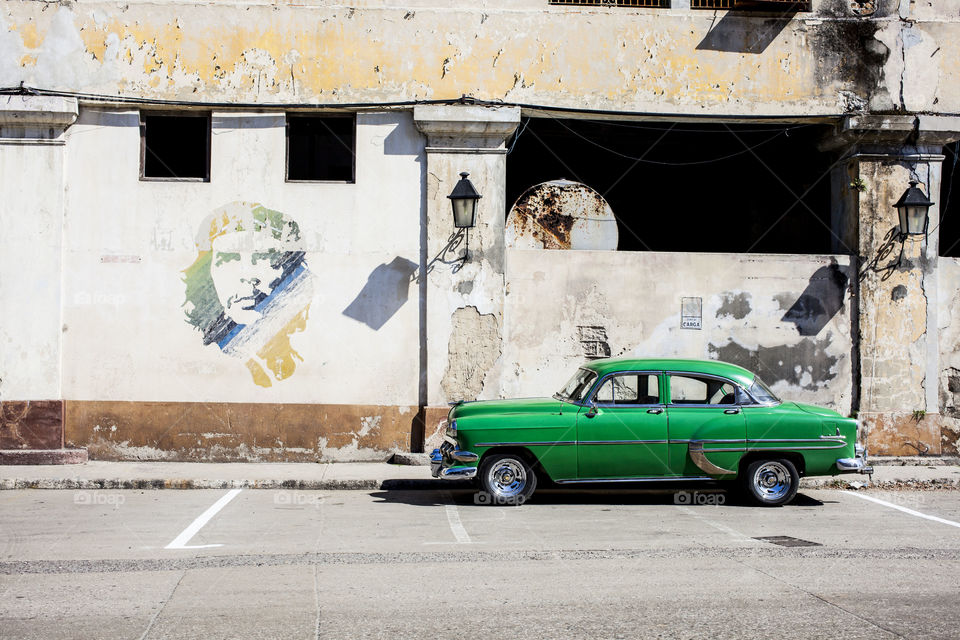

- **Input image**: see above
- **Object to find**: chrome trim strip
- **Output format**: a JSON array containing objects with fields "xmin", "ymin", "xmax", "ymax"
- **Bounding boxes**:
[
  {"xmin": 593, "ymin": 404, "xmax": 667, "ymax": 409},
  {"xmin": 577, "ymin": 440, "xmax": 669, "ymax": 445},
  {"xmin": 700, "ymin": 443, "xmax": 848, "ymax": 452},
  {"xmin": 555, "ymin": 476, "xmax": 714, "ymax": 484},
  {"xmin": 666, "ymin": 403, "xmax": 741, "ymax": 409},
  {"xmin": 689, "ymin": 442, "xmax": 737, "ymax": 475},
  {"xmin": 688, "ymin": 438, "xmax": 846, "ymax": 445},
  {"xmin": 756, "ymin": 437, "xmax": 845, "ymax": 443},
  {"xmin": 474, "ymin": 440, "xmax": 577, "ymax": 447}
]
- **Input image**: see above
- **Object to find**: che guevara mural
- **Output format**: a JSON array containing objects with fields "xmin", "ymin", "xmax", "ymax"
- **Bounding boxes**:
[{"xmin": 182, "ymin": 202, "xmax": 313, "ymax": 387}]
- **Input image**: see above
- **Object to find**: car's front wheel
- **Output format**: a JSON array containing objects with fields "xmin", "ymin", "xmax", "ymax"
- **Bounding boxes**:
[
  {"xmin": 479, "ymin": 453, "xmax": 537, "ymax": 504},
  {"xmin": 742, "ymin": 458, "xmax": 799, "ymax": 507}
]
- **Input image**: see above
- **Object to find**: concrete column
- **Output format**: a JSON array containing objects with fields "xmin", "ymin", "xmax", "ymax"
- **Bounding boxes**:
[
  {"xmin": 831, "ymin": 115, "xmax": 960, "ymax": 455},
  {"xmin": 413, "ymin": 105, "xmax": 520, "ymax": 445},
  {"xmin": 0, "ymin": 95, "xmax": 77, "ymax": 450}
]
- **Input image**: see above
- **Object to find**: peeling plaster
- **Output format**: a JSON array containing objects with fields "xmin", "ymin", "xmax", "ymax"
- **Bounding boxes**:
[
  {"xmin": 5, "ymin": 4, "xmax": 954, "ymax": 113},
  {"xmin": 708, "ymin": 338, "xmax": 840, "ymax": 393},
  {"xmin": 441, "ymin": 306, "xmax": 501, "ymax": 402}
]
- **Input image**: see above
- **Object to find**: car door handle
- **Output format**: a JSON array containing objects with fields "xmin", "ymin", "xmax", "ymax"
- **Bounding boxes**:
[
  {"xmin": 724, "ymin": 408, "xmax": 741, "ymax": 415},
  {"xmin": 647, "ymin": 408, "xmax": 664, "ymax": 414}
]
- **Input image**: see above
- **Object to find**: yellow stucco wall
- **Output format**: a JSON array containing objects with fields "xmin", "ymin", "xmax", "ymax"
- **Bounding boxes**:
[{"xmin": 1, "ymin": 1, "xmax": 955, "ymax": 115}]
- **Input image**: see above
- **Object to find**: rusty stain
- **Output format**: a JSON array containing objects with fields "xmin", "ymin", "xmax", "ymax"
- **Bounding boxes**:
[
  {"xmin": 507, "ymin": 180, "xmax": 618, "ymax": 250},
  {"xmin": 64, "ymin": 400, "xmax": 416, "ymax": 462},
  {"xmin": 0, "ymin": 401, "xmax": 63, "ymax": 449}
]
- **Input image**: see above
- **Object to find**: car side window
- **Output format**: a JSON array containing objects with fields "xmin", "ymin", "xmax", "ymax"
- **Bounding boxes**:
[
  {"xmin": 594, "ymin": 374, "xmax": 659, "ymax": 406},
  {"xmin": 669, "ymin": 375, "xmax": 737, "ymax": 406}
]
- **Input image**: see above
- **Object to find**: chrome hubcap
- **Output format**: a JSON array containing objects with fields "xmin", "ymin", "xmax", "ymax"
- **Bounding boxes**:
[
  {"xmin": 753, "ymin": 462, "xmax": 790, "ymax": 501},
  {"xmin": 489, "ymin": 460, "xmax": 526, "ymax": 498}
]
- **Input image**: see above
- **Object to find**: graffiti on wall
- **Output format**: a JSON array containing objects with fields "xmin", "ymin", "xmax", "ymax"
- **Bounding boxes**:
[{"xmin": 182, "ymin": 202, "xmax": 313, "ymax": 387}]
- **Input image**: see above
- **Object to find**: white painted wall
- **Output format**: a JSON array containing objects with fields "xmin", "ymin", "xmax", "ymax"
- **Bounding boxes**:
[
  {"xmin": 0, "ymin": 140, "xmax": 63, "ymax": 400},
  {"xmin": 502, "ymin": 249, "xmax": 855, "ymax": 414},
  {"xmin": 62, "ymin": 108, "xmax": 424, "ymax": 404}
]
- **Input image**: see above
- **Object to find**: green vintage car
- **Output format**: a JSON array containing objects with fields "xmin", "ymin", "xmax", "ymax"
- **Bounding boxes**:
[{"xmin": 430, "ymin": 357, "xmax": 872, "ymax": 506}]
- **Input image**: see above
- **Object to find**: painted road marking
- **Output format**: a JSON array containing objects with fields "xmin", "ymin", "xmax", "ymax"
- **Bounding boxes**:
[
  {"xmin": 676, "ymin": 505, "xmax": 751, "ymax": 542},
  {"xmin": 444, "ymin": 504, "xmax": 472, "ymax": 544},
  {"xmin": 843, "ymin": 491, "xmax": 960, "ymax": 530},
  {"xmin": 165, "ymin": 489, "xmax": 242, "ymax": 550}
]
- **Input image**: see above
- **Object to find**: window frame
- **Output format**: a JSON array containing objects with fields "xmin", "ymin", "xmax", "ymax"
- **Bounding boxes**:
[
  {"xmin": 139, "ymin": 110, "xmax": 211, "ymax": 183},
  {"xmin": 665, "ymin": 371, "xmax": 746, "ymax": 408},
  {"xmin": 285, "ymin": 113, "xmax": 357, "ymax": 184},
  {"xmin": 587, "ymin": 370, "xmax": 665, "ymax": 408}
]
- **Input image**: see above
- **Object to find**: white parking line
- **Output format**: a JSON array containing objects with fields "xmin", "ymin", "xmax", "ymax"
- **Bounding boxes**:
[
  {"xmin": 843, "ymin": 491, "xmax": 960, "ymax": 530},
  {"xmin": 444, "ymin": 504, "xmax": 472, "ymax": 544},
  {"xmin": 165, "ymin": 489, "xmax": 242, "ymax": 550}
]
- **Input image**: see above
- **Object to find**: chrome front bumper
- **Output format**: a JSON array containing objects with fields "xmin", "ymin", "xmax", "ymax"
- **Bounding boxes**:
[
  {"xmin": 836, "ymin": 444, "xmax": 873, "ymax": 475},
  {"xmin": 430, "ymin": 442, "xmax": 478, "ymax": 480}
]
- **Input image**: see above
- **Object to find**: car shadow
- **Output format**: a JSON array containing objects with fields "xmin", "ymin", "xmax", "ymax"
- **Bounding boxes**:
[{"xmin": 371, "ymin": 485, "xmax": 825, "ymax": 508}]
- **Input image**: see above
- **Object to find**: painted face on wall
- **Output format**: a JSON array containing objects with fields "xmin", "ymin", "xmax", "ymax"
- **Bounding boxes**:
[
  {"xmin": 210, "ymin": 231, "xmax": 286, "ymax": 326},
  {"xmin": 183, "ymin": 202, "xmax": 313, "ymax": 388}
]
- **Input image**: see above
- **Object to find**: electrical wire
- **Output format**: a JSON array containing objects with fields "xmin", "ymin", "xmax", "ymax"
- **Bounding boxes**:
[{"xmin": 544, "ymin": 114, "xmax": 788, "ymax": 166}]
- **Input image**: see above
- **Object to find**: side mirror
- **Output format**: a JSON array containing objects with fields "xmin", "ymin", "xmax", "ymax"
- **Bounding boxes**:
[{"xmin": 586, "ymin": 402, "xmax": 598, "ymax": 417}]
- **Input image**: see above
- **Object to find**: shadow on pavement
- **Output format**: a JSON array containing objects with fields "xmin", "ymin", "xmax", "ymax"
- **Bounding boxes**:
[{"xmin": 370, "ymin": 486, "xmax": 826, "ymax": 508}]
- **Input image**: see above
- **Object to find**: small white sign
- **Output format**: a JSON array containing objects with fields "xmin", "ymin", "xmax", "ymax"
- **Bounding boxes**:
[{"xmin": 681, "ymin": 297, "xmax": 702, "ymax": 330}]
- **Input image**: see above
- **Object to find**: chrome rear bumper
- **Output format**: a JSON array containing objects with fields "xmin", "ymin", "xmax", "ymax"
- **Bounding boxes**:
[{"xmin": 836, "ymin": 444, "xmax": 873, "ymax": 475}]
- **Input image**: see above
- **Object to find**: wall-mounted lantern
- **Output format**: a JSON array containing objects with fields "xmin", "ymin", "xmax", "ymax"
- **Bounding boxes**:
[
  {"xmin": 894, "ymin": 180, "xmax": 933, "ymax": 240},
  {"xmin": 448, "ymin": 172, "xmax": 482, "ymax": 229}
]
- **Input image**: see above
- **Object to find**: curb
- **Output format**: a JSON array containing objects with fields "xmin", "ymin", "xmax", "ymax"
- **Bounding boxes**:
[
  {"xmin": 0, "ymin": 449, "xmax": 88, "ymax": 465},
  {"xmin": 0, "ymin": 477, "xmax": 469, "ymax": 491}
]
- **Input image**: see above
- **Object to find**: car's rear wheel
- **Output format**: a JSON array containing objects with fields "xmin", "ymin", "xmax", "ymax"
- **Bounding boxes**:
[
  {"xmin": 742, "ymin": 458, "xmax": 799, "ymax": 507},
  {"xmin": 479, "ymin": 453, "xmax": 537, "ymax": 504}
]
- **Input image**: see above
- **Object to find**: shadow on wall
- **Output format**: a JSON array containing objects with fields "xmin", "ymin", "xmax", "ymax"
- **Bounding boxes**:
[
  {"xmin": 343, "ymin": 257, "xmax": 418, "ymax": 330},
  {"xmin": 781, "ymin": 262, "xmax": 850, "ymax": 336},
  {"xmin": 696, "ymin": 10, "xmax": 797, "ymax": 54}
]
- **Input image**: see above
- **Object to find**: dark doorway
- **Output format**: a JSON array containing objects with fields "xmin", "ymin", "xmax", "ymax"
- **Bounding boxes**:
[
  {"xmin": 939, "ymin": 141, "xmax": 960, "ymax": 257},
  {"xmin": 506, "ymin": 117, "xmax": 837, "ymax": 254}
]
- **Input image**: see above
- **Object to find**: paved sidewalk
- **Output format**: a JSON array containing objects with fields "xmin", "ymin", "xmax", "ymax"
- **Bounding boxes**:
[{"xmin": 1, "ymin": 459, "xmax": 958, "ymax": 491}]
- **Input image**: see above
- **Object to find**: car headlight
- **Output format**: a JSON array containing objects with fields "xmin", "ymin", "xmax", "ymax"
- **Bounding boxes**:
[{"xmin": 445, "ymin": 420, "xmax": 457, "ymax": 438}]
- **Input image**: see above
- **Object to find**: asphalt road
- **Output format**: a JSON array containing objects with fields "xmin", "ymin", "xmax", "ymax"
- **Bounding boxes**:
[{"xmin": 2, "ymin": 486, "xmax": 959, "ymax": 639}]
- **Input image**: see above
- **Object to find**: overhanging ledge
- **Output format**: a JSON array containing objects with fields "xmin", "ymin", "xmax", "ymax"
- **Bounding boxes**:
[
  {"xmin": 0, "ymin": 95, "xmax": 79, "ymax": 142},
  {"xmin": 414, "ymin": 104, "xmax": 520, "ymax": 152}
]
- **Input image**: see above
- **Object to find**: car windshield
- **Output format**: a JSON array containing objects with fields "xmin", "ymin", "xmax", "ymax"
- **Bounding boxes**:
[
  {"xmin": 555, "ymin": 368, "xmax": 597, "ymax": 403},
  {"xmin": 748, "ymin": 376, "xmax": 780, "ymax": 404}
]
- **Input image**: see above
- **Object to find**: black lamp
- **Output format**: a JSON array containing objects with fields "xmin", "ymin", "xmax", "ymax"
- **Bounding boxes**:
[
  {"xmin": 894, "ymin": 180, "xmax": 933, "ymax": 239},
  {"xmin": 448, "ymin": 172, "xmax": 482, "ymax": 229}
]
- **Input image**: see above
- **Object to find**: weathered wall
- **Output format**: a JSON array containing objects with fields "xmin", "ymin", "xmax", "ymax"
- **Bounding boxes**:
[
  {"xmin": 938, "ymin": 257, "xmax": 960, "ymax": 455},
  {"xmin": 502, "ymin": 249, "xmax": 854, "ymax": 413},
  {"xmin": 0, "ymin": 1, "xmax": 956, "ymax": 115},
  {"xmin": 55, "ymin": 107, "xmax": 424, "ymax": 460},
  {"xmin": 0, "ymin": 97, "xmax": 69, "ymax": 403}
]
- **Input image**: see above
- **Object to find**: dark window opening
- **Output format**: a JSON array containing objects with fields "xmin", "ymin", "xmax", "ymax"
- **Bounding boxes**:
[
  {"xmin": 691, "ymin": 0, "xmax": 809, "ymax": 9},
  {"xmin": 549, "ymin": 0, "xmax": 669, "ymax": 7},
  {"xmin": 286, "ymin": 115, "xmax": 356, "ymax": 182},
  {"xmin": 939, "ymin": 142, "xmax": 960, "ymax": 257},
  {"xmin": 506, "ymin": 117, "xmax": 836, "ymax": 254},
  {"xmin": 140, "ymin": 113, "xmax": 210, "ymax": 181}
]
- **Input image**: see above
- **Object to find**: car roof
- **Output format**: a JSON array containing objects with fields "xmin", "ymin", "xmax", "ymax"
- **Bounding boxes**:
[{"xmin": 580, "ymin": 357, "xmax": 757, "ymax": 388}]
